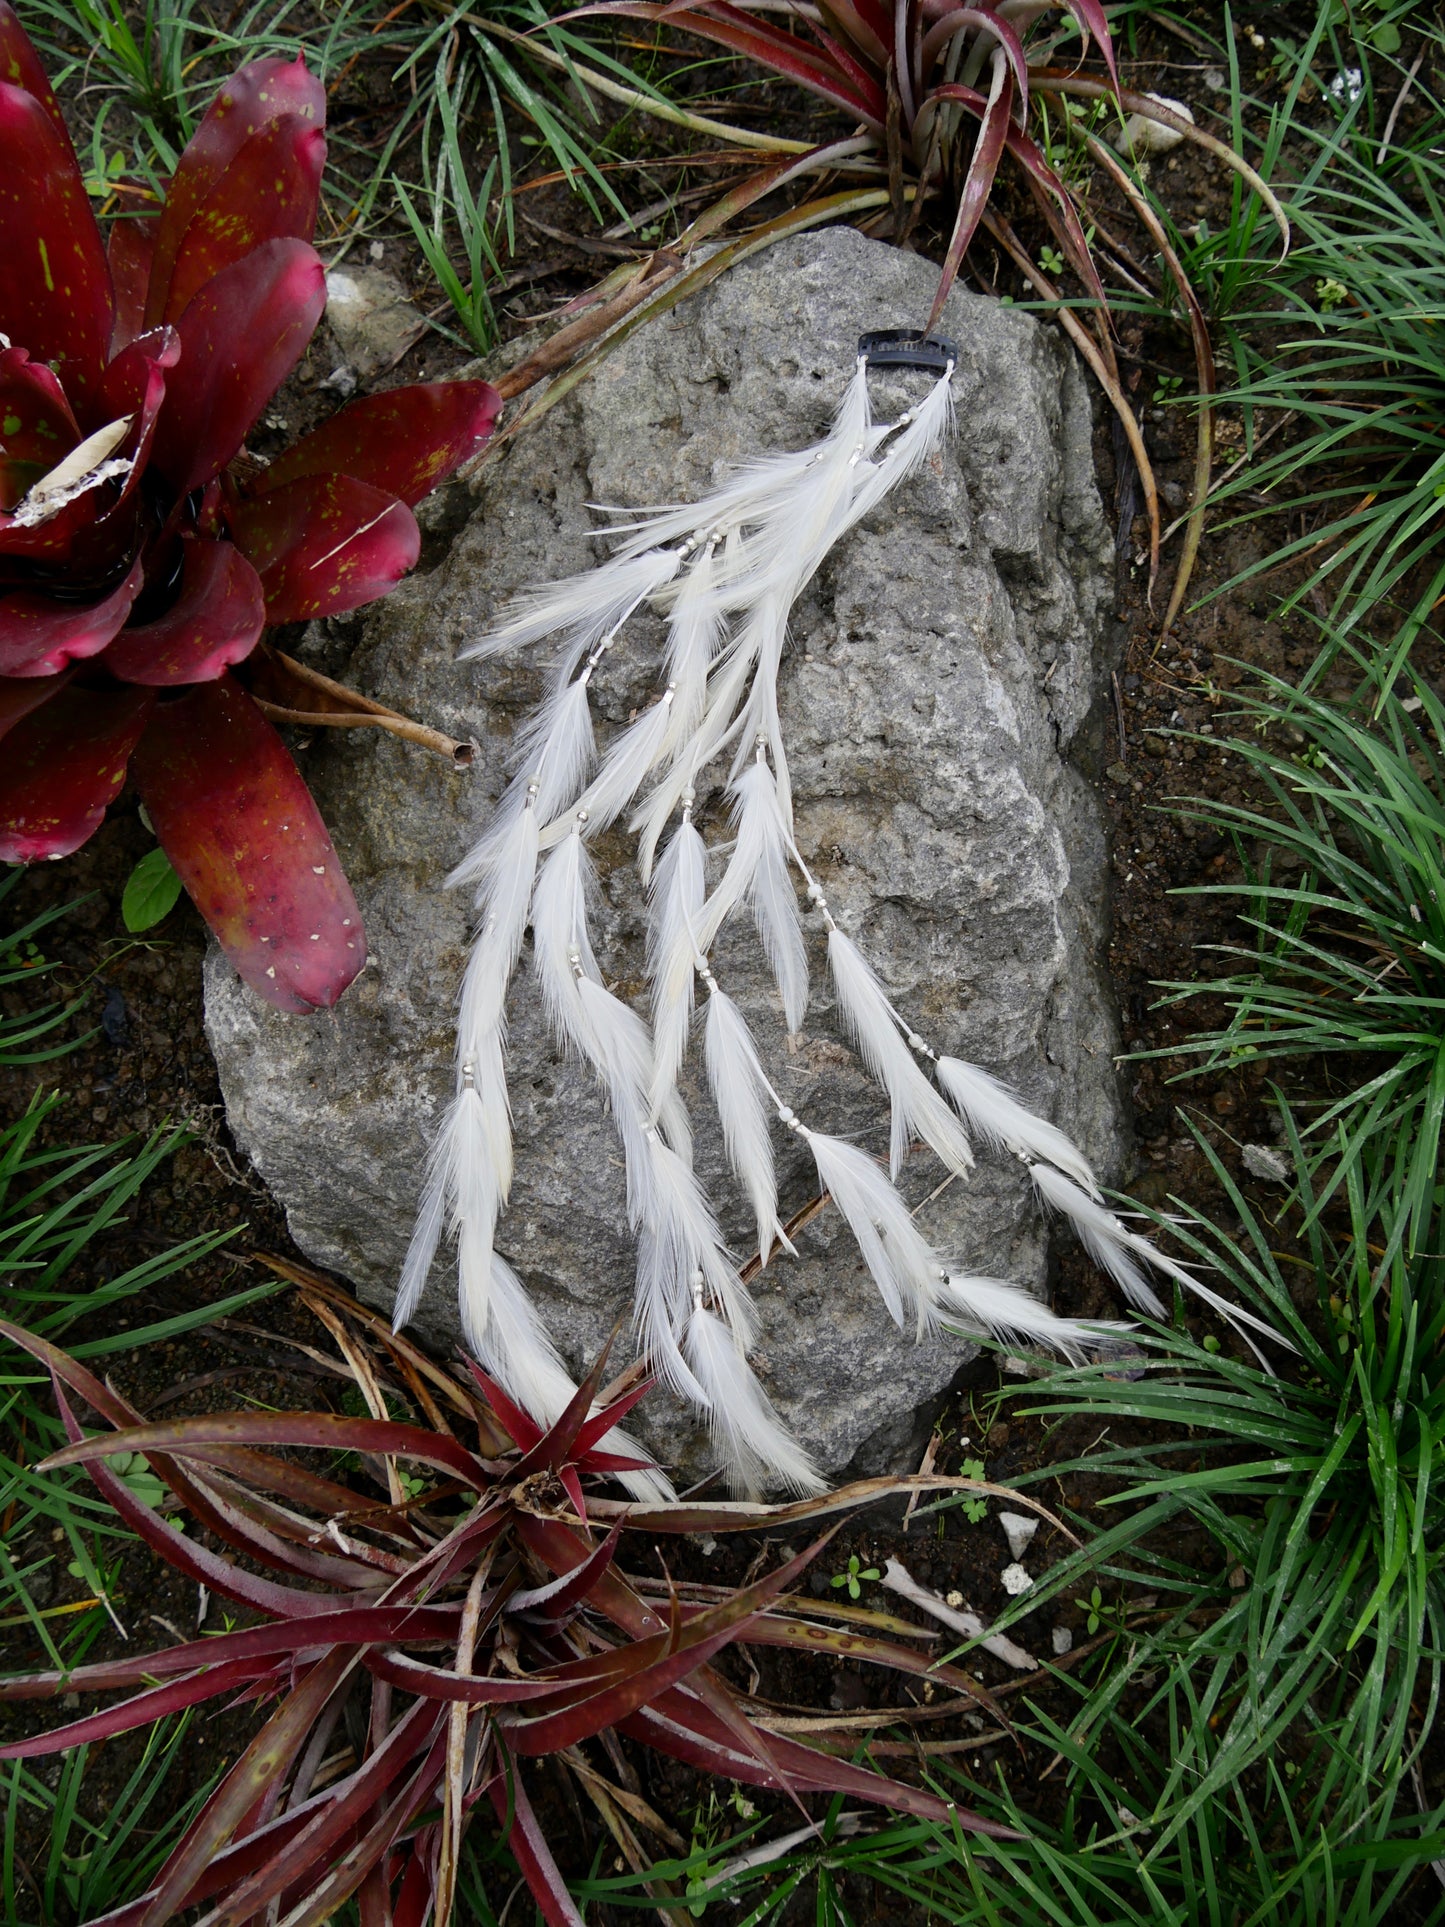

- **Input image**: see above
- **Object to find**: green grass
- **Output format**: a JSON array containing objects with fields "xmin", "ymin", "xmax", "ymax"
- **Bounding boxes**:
[{"xmin": 1148, "ymin": 650, "xmax": 1445, "ymax": 1267}]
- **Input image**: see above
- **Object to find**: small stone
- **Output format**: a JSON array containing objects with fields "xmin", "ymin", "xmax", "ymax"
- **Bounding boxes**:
[
  {"xmin": 998, "ymin": 1511, "xmax": 1039, "ymax": 1562},
  {"xmin": 1001, "ymin": 1563, "xmax": 1034, "ymax": 1596},
  {"xmin": 945, "ymin": 1590, "xmax": 965, "ymax": 1610},
  {"xmin": 1106, "ymin": 760, "xmax": 1131, "ymax": 785},
  {"xmin": 1111, "ymin": 96, "xmax": 1194, "ymax": 157},
  {"xmin": 1242, "ymin": 1142, "xmax": 1291, "ymax": 1186},
  {"xmin": 324, "ymin": 266, "xmax": 426, "ymax": 378},
  {"xmin": 1051, "ymin": 1625, "xmax": 1073, "ymax": 1655}
]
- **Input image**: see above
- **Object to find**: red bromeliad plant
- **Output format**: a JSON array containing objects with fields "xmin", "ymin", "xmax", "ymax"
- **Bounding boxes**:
[
  {"xmin": 0, "ymin": 6, "xmax": 500, "ymax": 1012},
  {"xmin": 0, "ymin": 1270, "xmax": 1033, "ymax": 1927}
]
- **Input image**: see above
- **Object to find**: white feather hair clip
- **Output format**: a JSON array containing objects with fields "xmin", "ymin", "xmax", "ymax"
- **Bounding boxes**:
[{"xmin": 397, "ymin": 330, "xmax": 1284, "ymax": 1497}]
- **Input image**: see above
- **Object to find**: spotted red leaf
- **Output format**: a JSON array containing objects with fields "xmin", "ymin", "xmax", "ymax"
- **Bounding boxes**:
[
  {"xmin": 0, "ymin": 0, "xmax": 70, "ymax": 147},
  {"xmin": 257, "ymin": 381, "xmax": 503, "ymax": 507},
  {"xmin": 0, "ymin": 665, "xmax": 68, "ymax": 742},
  {"xmin": 147, "ymin": 237, "xmax": 326, "ymax": 493},
  {"xmin": 0, "ymin": 553, "xmax": 143, "ymax": 676},
  {"xmin": 0, "ymin": 682, "xmax": 152, "ymax": 860},
  {"xmin": 102, "ymin": 538, "xmax": 265, "ymax": 684},
  {"xmin": 0, "ymin": 343, "xmax": 80, "ymax": 510},
  {"xmin": 160, "ymin": 114, "xmax": 326, "ymax": 325},
  {"xmin": 230, "ymin": 471, "xmax": 419, "ymax": 622},
  {"xmin": 129, "ymin": 674, "xmax": 365, "ymax": 1012},
  {"xmin": 107, "ymin": 214, "xmax": 159, "ymax": 354},
  {"xmin": 145, "ymin": 55, "xmax": 325, "ymax": 328},
  {"xmin": 0, "ymin": 83, "xmax": 113, "ymax": 383}
]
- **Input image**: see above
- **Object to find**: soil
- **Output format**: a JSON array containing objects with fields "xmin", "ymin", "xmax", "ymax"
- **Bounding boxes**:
[{"xmin": 3, "ymin": 5, "xmax": 1443, "ymax": 1924}]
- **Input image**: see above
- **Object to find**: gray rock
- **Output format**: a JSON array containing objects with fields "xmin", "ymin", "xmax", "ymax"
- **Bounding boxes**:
[
  {"xmin": 207, "ymin": 227, "xmax": 1125, "ymax": 1485},
  {"xmin": 322, "ymin": 266, "xmax": 425, "ymax": 379}
]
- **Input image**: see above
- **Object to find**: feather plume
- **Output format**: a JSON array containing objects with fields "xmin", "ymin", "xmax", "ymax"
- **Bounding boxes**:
[
  {"xmin": 1028, "ymin": 1164, "xmax": 1291, "ymax": 1357},
  {"xmin": 936, "ymin": 1056, "xmax": 1098, "ymax": 1196},
  {"xmin": 531, "ymin": 829, "xmax": 598, "ymax": 1064},
  {"xmin": 480, "ymin": 1255, "xmax": 674, "ymax": 1504},
  {"xmin": 802, "ymin": 1128, "xmax": 942, "ymax": 1335},
  {"xmin": 648, "ymin": 820, "xmax": 707, "ymax": 1113},
  {"xmin": 394, "ymin": 1083, "xmax": 498, "ymax": 1331},
  {"xmin": 639, "ymin": 1130, "xmax": 758, "ymax": 1351},
  {"xmin": 510, "ymin": 674, "xmax": 596, "ymax": 824},
  {"xmin": 633, "ymin": 627, "xmax": 763, "ymax": 881},
  {"xmin": 940, "ymin": 1273, "xmax": 1131, "ymax": 1364},
  {"xmin": 540, "ymin": 692, "xmax": 673, "ymax": 850},
  {"xmin": 684, "ymin": 1305, "xmax": 824, "ymax": 1497},
  {"xmin": 703, "ymin": 987, "xmax": 790, "ymax": 1266},
  {"xmin": 660, "ymin": 544, "xmax": 724, "ymax": 753},
  {"xmin": 454, "ymin": 806, "xmax": 541, "ymax": 1044},
  {"xmin": 463, "ymin": 546, "xmax": 681, "ymax": 660},
  {"xmin": 687, "ymin": 762, "xmax": 807, "ymax": 1030},
  {"xmin": 843, "ymin": 366, "xmax": 957, "ymax": 532},
  {"xmin": 828, "ymin": 929, "xmax": 974, "ymax": 1181}
]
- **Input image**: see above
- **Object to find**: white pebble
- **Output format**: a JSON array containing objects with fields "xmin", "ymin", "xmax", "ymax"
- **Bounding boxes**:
[
  {"xmin": 1001, "ymin": 1563, "xmax": 1033, "ymax": 1596},
  {"xmin": 1052, "ymin": 1625, "xmax": 1074, "ymax": 1656},
  {"xmin": 998, "ymin": 1511, "xmax": 1039, "ymax": 1562},
  {"xmin": 1111, "ymin": 95, "xmax": 1193, "ymax": 157}
]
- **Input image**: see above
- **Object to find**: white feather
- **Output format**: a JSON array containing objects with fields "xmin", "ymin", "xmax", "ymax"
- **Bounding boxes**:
[
  {"xmin": 632, "ymin": 626, "xmax": 763, "ymax": 882},
  {"xmin": 936, "ymin": 1056, "xmax": 1098, "ymax": 1196},
  {"xmin": 828, "ymin": 929, "xmax": 974, "ymax": 1182},
  {"xmin": 510, "ymin": 674, "xmax": 597, "ymax": 824},
  {"xmin": 1029, "ymin": 1162, "xmax": 1162, "ymax": 1312},
  {"xmin": 479, "ymin": 1254, "xmax": 674, "ymax": 1504},
  {"xmin": 463, "ymin": 546, "xmax": 681, "ymax": 659},
  {"xmin": 659, "ymin": 544, "xmax": 724, "ymax": 754},
  {"xmin": 540, "ymin": 693, "xmax": 673, "ymax": 850},
  {"xmin": 647, "ymin": 820, "xmax": 707, "ymax": 1112},
  {"xmin": 454, "ymin": 806, "xmax": 541, "ymax": 1044},
  {"xmin": 531, "ymin": 830, "xmax": 598, "ymax": 1062},
  {"xmin": 842, "ymin": 366, "xmax": 956, "ymax": 532},
  {"xmin": 683, "ymin": 1306, "xmax": 824, "ymax": 1498},
  {"xmin": 803, "ymin": 1129, "xmax": 943, "ymax": 1335},
  {"xmin": 639, "ymin": 1130, "xmax": 758, "ymax": 1352},
  {"xmin": 703, "ymin": 988, "xmax": 790, "ymax": 1267},
  {"xmin": 940, "ymin": 1274, "xmax": 1132, "ymax": 1365},
  {"xmin": 686, "ymin": 762, "xmax": 807, "ymax": 1030}
]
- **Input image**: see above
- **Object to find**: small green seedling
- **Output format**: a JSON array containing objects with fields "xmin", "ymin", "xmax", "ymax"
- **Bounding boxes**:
[
  {"xmin": 958, "ymin": 1458, "xmax": 989, "ymax": 1524},
  {"xmin": 830, "ymin": 1553, "xmax": 881, "ymax": 1600}
]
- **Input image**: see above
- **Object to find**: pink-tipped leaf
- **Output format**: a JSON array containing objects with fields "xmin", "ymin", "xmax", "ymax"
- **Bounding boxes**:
[
  {"xmin": 102, "ymin": 538, "xmax": 265, "ymax": 684},
  {"xmin": 256, "ymin": 381, "xmax": 503, "ymax": 507},
  {"xmin": 0, "ymin": 681, "xmax": 152, "ymax": 860},
  {"xmin": 229, "ymin": 472, "xmax": 419, "ymax": 622},
  {"xmin": 129, "ymin": 674, "xmax": 366, "ymax": 1013},
  {"xmin": 0, "ymin": 554, "xmax": 143, "ymax": 676},
  {"xmin": 0, "ymin": 344, "xmax": 80, "ymax": 509},
  {"xmin": 0, "ymin": 83, "xmax": 113, "ymax": 382},
  {"xmin": 145, "ymin": 54, "xmax": 325, "ymax": 327},
  {"xmin": 148, "ymin": 237, "xmax": 326, "ymax": 492}
]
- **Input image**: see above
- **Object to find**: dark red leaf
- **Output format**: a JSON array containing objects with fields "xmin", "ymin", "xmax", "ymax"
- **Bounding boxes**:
[
  {"xmin": 161, "ymin": 114, "xmax": 326, "ymax": 325},
  {"xmin": 0, "ymin": 681, "xmax": 151, "ymax": 860},
  {"xmin": 0, "ymin": 1653, "xmax": 285, "ymax": 1758},
  {"xmin": 362, "ymin": 1649, "xmax": 616, "ymax": 1708},
  {"xmin": 0, "ymin": 665, "xmax": 68, "ymax": 742},
  {"xmin": 572, "ymin": 3, "xmax": 884, "ymax": 124},
  {"xmin": 44, "ymin": 1408, "xmax": 491, "ymax": 1492},
  {"xmin": 464, "ymin": 1362, "xmax": 544, "ymax": 1451},
  {"xmin": 143, "ymin": 1648, "xmax": 356, "ymax": 1926},
  {"xmin": 93, "ymin": 324, "xmax": 180, "ymax": 480},
  {"xmin": 509, "ymin": 1526, "xmax": 622, "ymax": 1621},
  {"xmin": 0, "ymin": 555, "xmax": 142, "ymax": 676},
  {"xmin": 107, "ymin": 215, "xmax": 159, "ymax": 353},
  {"xmin": 572, "ymin": 1377, "xmax": 654, "ymax": 1455},
  {"xmin": 102, "ymin": 538, "xmax": 265, "ymax": 684},
  {"xmin": 0, "ymin": 83, "xmax": 113, "ymax": 382},
  {"xmin": 487, "ymin": 1761, "xmax": 585, "ymax": 1927},
  {"xmin": 256, "ymin": 382, "xmax": 502, "ymax": 508},
  {"xmin": 148, "ymin": 237, "xmax": 326, "ymax": 492},
  {"xmin": 128, "ymin": 675, "xmax": 365, "ymax": 1012},
  {"xmin": 0, "ymin": 1605, "xmax": 462, "ymax": 1704},
  {"xmin": 926, "ymin": 64, "xmax": 1013, "ymax": 332},
  {"xmin": 1060, "ymin": 0, "xmax": 1118, "ymax": 88},
  {"xmin": 0, "ymin": 0, "xmax": 71, "ymax": 147},
  {"xmin": 228, "ymin": 472, "xmax": 419, "ymax": 622},
  {"xmin": 0, "ymin": 344, "xmax": 80, "ymax": 510},
  {"xmin": 146, "ymin": 55, "xmax": 325, "ymax": 327},
  {"xmin": 919, "ymin": 8, "xmax": 1029, "ymax": 101}
]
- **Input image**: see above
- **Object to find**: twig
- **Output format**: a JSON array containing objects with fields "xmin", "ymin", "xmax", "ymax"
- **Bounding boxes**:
[
  {"xmin": 1377, "ymin": 44, "xmax": 1426, "ymax": 165},
  {"xmin": 881, "ymin": 1557, "xmax": 1036, "ymax": 1670}
]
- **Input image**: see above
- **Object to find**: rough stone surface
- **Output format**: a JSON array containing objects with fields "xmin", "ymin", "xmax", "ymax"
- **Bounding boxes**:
[
  {"xmin": 322, "ymin": 266, "xmax": 425, "ymax": 378},
  {"xmin": 207, "ymin": 227, "xmax": 1125, "ymax": 1485}
]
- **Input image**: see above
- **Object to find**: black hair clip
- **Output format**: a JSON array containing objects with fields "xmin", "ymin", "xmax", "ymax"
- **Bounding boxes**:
[{"xmin": 858, "ymin": 329, "xmax": 958, "ymax": 374}]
